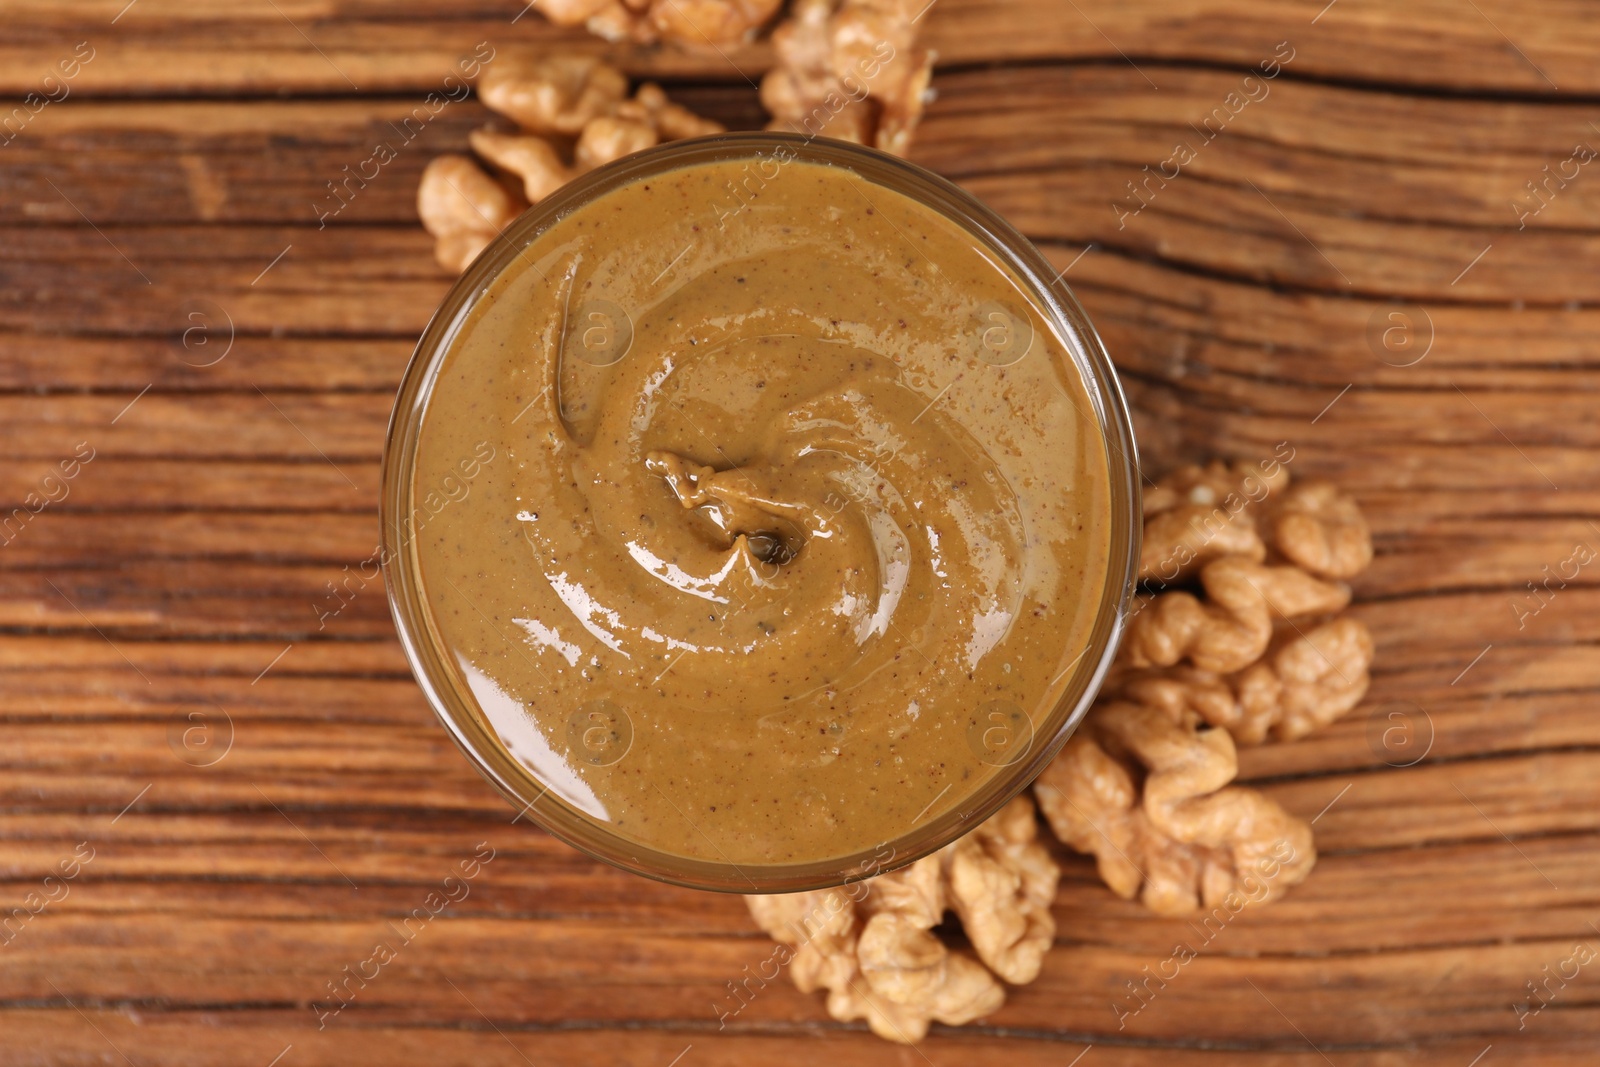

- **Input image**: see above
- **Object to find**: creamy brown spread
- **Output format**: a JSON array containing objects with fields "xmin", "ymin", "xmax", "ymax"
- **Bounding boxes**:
[{"xmin": 414, "ymin": 153, "xmax": 1111, "ymax": 867}]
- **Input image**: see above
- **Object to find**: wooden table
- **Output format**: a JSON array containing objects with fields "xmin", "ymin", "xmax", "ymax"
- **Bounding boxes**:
[{"xmin": 4, "ymin": 1, "xmax": 1597, "ymax": 1063}]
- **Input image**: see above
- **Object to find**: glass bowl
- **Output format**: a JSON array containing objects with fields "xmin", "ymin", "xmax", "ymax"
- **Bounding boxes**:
[{"xmin": 382, "ymin": 132, "xmax": 1140, "ymax": 894}]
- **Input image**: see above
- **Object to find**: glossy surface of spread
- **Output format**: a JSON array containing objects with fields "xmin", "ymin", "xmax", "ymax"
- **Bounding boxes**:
[{"xmin": 413, "ymin": 154, "xmax": 1111, "ymax": 866}]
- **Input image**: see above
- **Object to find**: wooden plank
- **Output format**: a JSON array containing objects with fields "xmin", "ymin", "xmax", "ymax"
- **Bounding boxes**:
[
  {"xmin": 0, "ymin": 226, "xmax": 442, "ymax": 337},
  {"xmin": 11, "ymin": 71, "xmax": 1600, "ymax": 230},
  {"xmin": 0, "ymin": 335, "xmax": 409, "ymax": 391},
  {"xmin": 0, "ymin": 458, "xmax": 383, "ymax": 511},
  {"xmin": 0, "ymin": 393, "xmax": 390, "ymax": 459},
  {"xmin": 0, "ymin": 824, "xmax": 1591, "ymax": 955},
  {"xmin": 0, "ymin": 511, "xmax": 384, "ymax": 565},
  {"xmin": 0, "ymin": 579, "xmax": 400, "ymax": 639},
  {"xmin": 1239, "ymin": 675, "xmax": 1600, "ymax": 780},
  {"xmin": 0, "ymin": 633, "xmax": 405, "ymax": 674},
  {"xmin": 0, "ymin": 669, "xmax": 422, "ymax": 721},
  {"xmin": 2, "ymin": 217, "xmax": 1594, "ymax": 337},
  {"xmin": 0, "ymin": 908, "xmax": 1596, "ymax": 1045},
  {"xmin": 4, "ymin": 1008, "xmax": 1581, "ymax": 1067},
  {"xmin": 0, "ymin": 0, "xmax": 1596, "ymax": 95},
  {"xmin": 5, "ymin": 76, "xmax": 1600, "ymax": 348}
]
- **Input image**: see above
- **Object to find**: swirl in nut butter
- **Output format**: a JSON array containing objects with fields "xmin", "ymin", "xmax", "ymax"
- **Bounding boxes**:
[{"xmin": 414, "ymin": 156, "xmax": 1112, "ymax": 865}]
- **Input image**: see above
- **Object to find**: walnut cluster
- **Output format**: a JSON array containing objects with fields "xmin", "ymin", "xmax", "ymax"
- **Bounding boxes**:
[
  {"xmin": 760, "ymin": 0, "xmax": 936, "ymax": 156},
  {"xmin": 418, "ymin": 56, "xmax": 723, "ymax": 272},
  {"xmin": 744, "ymin": 795, "xmax": 1057, "ymax": 1043},
  {"xmin": 530, "ymin": 0, "xmax": 938, "ymax": 156},
  {"xmin": 1033, "ymin": 456, "xmax": 1375, "ymax": 916},
  {"xmin": 419, "ymin": 2, "xmax": 941, "ymax": 270},
  {"xmin": 1139, "ymin": 458, "xmax": 1373, "ymax": 588},
  {"xmin": 1119, "ymin": 457, "xmax": 1376, "ymax": 743}
]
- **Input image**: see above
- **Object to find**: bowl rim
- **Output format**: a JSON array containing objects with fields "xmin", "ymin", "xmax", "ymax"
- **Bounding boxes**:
[{"xmin": 381, "ymin": 131, "xmax": 1141, "ymax": 894}]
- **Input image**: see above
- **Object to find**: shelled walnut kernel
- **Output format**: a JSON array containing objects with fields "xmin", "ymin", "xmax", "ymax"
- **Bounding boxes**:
[
  {"xmin": 744, "ymin": 795, "xmax": 1057, "ymax": 1043},
  {"xmin": 529, "ymin": 0, "xmax": 782, "ymax": 48},
  {"xmin": 418, "ymin": 56, "xmax": 723, "ymax": 273},
  {"xmin": 1034, "ymin": 699, "xmax": 1315, "ymax": 917},
  {"xmin": 1035, "ymin": 458, "xmax": 1376, "ymax": 915},
  {"xmin": 761, "ymin": 0, "xmax": 936, "ymax": 156}
]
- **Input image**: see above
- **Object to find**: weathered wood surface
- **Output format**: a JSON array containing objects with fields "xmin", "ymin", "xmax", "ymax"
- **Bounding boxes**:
[
  {"xmin": 3, "ymin": 0, "xmax": 1597, "ymax": 94},
  {"xmin": 2, "ymin": 0, "xmax": 1598, "ymax": 1063}
]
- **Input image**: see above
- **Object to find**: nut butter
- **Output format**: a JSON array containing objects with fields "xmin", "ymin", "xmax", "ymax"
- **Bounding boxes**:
[{"xmin": 384, "ymin": 134, "xmax": 1138, "ymax": 891}]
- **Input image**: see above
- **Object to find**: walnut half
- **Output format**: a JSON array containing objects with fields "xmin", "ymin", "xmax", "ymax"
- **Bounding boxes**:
[
  {"xmin": 1114, "ymin": 616, "xmax": 1376, "ymax": 745},
  {"xmin": 1269, "ymin": 480, "xmax": 1374, "ymax": 580},
  {"xmin": 1121, "ymin": 556, "xmax": 1351, "ymax": 675},
  {"xmin": 1034, "ymin": 698, "xmax": 1315, "ymax": 917},
  {"xmin": 944, "ymin": 795, "xmax": 1057, "ymax": 985},
  {"xmin": 1140, "ymin": 458, "xmax": 1289, "ymax": 583},
  {"xmin": 416, "ymin": 155, "xmax": 528, "ymax": 273}
]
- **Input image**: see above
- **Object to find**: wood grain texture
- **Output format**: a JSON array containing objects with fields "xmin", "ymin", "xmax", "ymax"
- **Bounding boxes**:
[
  {"xmin": 1, "ymin": 0, "xmax": 1595, "ymax": 94},
  {"xmin": 2, "ymin": 0, "xmax": 1598, "ymax": 1063}
]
